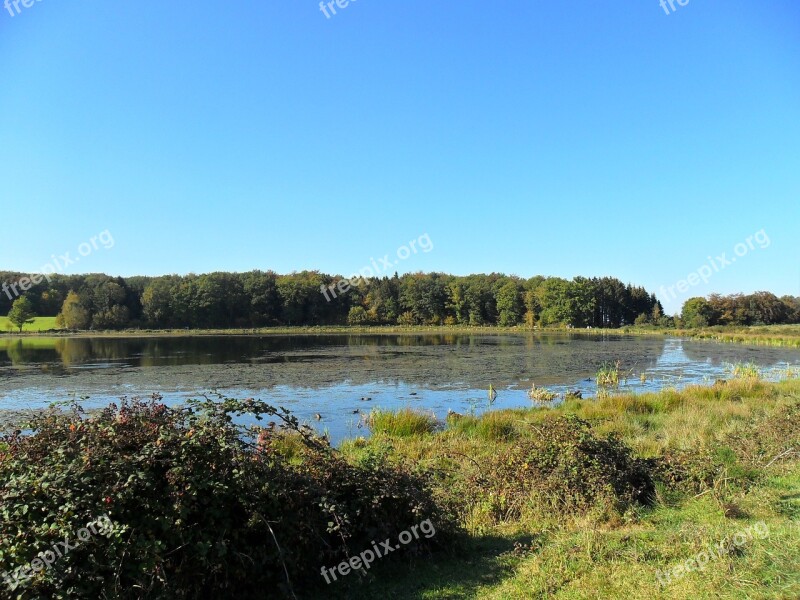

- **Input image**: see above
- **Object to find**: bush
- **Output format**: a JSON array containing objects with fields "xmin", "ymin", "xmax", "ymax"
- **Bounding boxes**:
[
  {"xmin": 651, "ymin": 445, "xmax": 724, "ymax": 493},
  {"xmin": 727, "ymin": 402, "xmax": 800, "ymax": 468},
  {"xmin": 477, "ymin": 415, "xmax": 654, "ymax": 521},
  {"xmin": 0, "ymin": 396, "xmax": 459, "ymax": 599}
]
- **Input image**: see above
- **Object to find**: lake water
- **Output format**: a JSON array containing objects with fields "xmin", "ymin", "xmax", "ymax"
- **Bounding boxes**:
[{"xmin": 1, "ymin": 334, "xmax": 799, "ymax": 444}]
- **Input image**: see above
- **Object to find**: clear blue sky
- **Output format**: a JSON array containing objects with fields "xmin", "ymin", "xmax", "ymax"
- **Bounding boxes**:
[{"xmin": 1, "ymin": 0, "xmax": 798, "ymax": 312}]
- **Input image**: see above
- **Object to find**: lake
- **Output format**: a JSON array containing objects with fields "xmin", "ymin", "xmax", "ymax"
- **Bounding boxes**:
[{"xmin": 1, "ymin": 333, "xmax": 799, "ymax": 444}]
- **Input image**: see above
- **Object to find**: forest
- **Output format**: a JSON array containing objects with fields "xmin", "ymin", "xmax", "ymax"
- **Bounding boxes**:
[{"xmin": 1, "ymin": 270, "xmax": 798, "ymax": 331}]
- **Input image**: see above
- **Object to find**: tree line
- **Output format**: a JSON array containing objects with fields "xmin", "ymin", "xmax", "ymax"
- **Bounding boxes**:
[
  {"xmin": 3, "ymin": 269, "xmax": 797, "ymax": 331},
  {"xmin": 1, "ymin": 270, "xmax": 667, "ymax": 330},
  {"xmin": 681, "ymin": 292, "xmax": 800, "ymax": 327}
]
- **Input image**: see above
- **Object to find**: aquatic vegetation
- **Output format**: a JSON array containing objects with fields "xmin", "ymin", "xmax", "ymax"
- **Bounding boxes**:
[
  {"xmin": 729, "ymin": 362, "xmax": 762, "ymax": 380},
  {"xmin": 768, "ymin": 364, "xmax": 800, "ymax": 379},
  {"xmin": 596, "ymin": 360, "xmax": 622, "ymax": 387},
  {"xmin": 527, "ymin": 382, "xmax": 558, "ymax": 404},
  {"xmin": 488, "ymin": 384, "xmax": 498, "ymax": 403}
]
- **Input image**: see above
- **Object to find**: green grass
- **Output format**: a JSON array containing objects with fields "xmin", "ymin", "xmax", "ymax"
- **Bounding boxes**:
[
  {"xmin": 0, "ymin": 316, "xmax": 60, "ymax": 332},
  {"xmin": 320, "ymin": 486, "xmax": 800, "ymax": 599},
  {"xmin": 366, "ymin": 407, "xmax": 438, "ymax": 437},
  {"xmin": 323, "ymin": 379, "xmax": 800, "ymax": 599},
  {"xmin": 446, "ymin": 410, "xmax": 521, "ymax": 441}
]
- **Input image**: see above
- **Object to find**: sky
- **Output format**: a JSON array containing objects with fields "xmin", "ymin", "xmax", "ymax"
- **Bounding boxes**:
[{"xmin": 1, "ymin": 0, "xmax": 798, "ymax": 312}]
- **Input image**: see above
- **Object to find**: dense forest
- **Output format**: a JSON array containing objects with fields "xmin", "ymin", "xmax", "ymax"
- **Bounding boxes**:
[
  {"xmin": 2, "ymin": 270, "xmax": 798, "ymax": 331},
  {"xmin": 681, "ymin": 292, "xmax": 800, "ymax": 327},
  {"xmin": 0, "ymin": 270, "xmax": 663, "ymax": 329}
]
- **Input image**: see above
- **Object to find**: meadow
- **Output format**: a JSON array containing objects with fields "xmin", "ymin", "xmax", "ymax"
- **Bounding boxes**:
[{"xmin": 0, "ymin": 316, "xmax": 60, "ymax": 333}]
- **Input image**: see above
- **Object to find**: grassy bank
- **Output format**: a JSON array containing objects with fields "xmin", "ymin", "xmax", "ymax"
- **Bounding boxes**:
[
  {"xmin": 2, "ymin": 379, "xmax": 799, "ymax": 598},
  {"xmin": 324, "ymin": 378, "xmax": 800, "ymax": 599},
  {"xmin": 674, "ymin": 324, "xmax": 800, "ymax": 347}
]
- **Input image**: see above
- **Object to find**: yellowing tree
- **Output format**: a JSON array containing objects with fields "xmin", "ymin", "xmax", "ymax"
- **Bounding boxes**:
[{"xmin": 56, "ymin": 291, "xmax": 91, "ymax": 330}]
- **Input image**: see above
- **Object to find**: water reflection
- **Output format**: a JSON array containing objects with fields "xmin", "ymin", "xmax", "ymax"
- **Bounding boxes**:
[{"xmin": 0, "ymin": 334, "xmax": 795, "ymax": 376}]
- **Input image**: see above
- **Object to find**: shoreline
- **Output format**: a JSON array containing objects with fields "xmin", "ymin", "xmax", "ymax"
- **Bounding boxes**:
[{"xmin": 1, "ymin": 324, "xmax": 799, "ymax": 347}]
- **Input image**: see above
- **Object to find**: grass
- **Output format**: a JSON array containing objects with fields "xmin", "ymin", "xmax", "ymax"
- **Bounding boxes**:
[
  {"xmin": 445, "ymin": 410, "xmax": 520, "ymax": 441},
  {"xmin": 323, "ymin": 378, "xmax": 800, "ymax": 599},
  {"xmin": 366, "ymin": 407, "xmax": 438, "ymax": 437},
  {"xmin": 0, "ymin": 316, "xmax": 60, "ymax": 332}
]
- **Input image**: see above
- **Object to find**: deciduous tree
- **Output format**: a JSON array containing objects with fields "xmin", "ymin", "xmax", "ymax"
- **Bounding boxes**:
[{"xmin": 8, "ymin": 296, "xmax": 36, "ymax": 332}]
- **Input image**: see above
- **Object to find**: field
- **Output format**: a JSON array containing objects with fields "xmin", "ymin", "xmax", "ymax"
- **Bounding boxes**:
[{"xmin": 0, "ymin": 316, "xmax": 60, "ymax": 333}]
